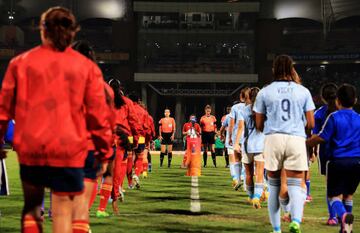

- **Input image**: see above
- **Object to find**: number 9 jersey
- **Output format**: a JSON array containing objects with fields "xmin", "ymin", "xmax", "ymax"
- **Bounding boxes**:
[{"xmin": 253, "ymin": 81, "xmax": 315, "ymax": 138}]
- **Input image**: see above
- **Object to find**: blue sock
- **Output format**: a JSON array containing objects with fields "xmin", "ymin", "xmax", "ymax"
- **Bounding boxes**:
[
  {"xmin": 305, "ymin": 179, "xmax": 310, "ymax": 196},
  {"xmin": 327, "ymin": 197, "xmax": 336, "ymax": 219},
  {"xmin": 343, "ymin": 200, "xmax": 353, "ymax": 213},
  {"xmin": 279, "ymin": 196, "xmax": 290, "ymax": 213},
  {"xmin": 229, "ymin": 163, "xmax": 236, "ymax": 180},
  {"xmin": 247, "ymin": 185, "xmax": 254, "ymax": 199},
  {"xmin": 234, "ymin": 162, "xmax": 241, "ymax": 182},
  {"xmin": 268, "ymin": 177, "xmax": 281, "ymax": 232},
  {"xmin": 254, "ymin": 183, "xmax": 264, "ymax": 199},
  {"xmin": 330, "ymin": 198, "xmax": 346, "ymax": 219},
  {"xmin": 287, "ymin": 178, "xmax": 306, "ymax": 224}
]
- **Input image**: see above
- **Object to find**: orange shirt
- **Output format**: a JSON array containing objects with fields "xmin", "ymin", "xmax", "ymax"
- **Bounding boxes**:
[
  {"xmin": 0, "ymin": 45, "xmax": 112, "ymax": 167},
  {"xmin": 159, "ymin": 117, "xmax": 176, "ymax": 133},
  {"xmin": 200, "ymin": 115, "xmax": 217, "ymax": 132}
]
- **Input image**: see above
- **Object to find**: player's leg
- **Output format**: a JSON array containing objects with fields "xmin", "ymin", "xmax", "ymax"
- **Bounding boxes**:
[
  {"xmin": 211, "ymin": 143, "xmax": 216, "ymax": 167},
  {"xmin": 167, "ymin": 144, "xmax": 173, "ymax": 168},
  {"xmin": 97, "ymin": 162, "xmax": 113, "ymax": 217},
  {"xmin": 280, "ymin": 169, "xmax": 291, "ymax": 223},
  {"xmin": 224, "ymin": 147, "xmax": 229, "ymax": 168},
  {"xmin": 147, "ymin": 150, "xmax": 152, "ymax": 172},
  {"xmin": 134, "ymin": 144, "xmax": 145, "ymax": 189},
  {"xmin": 202, "ymin": 143, "xmax": 208, "ymax": 167},
  {"xmin": 267, "ymin": 170, "xmax": 282, "ymax": 233},
  {"xmin": 112, "ymin": 147, "xmax": 126, "ymax": 214},
  {"xmin": 305, "ymin": 170, "xmax": 312, "ymax": 202},
  {"xmin": 143, "ymin": 145, "xmax": 149, "ymax": 177},
  {"xmin": 126, "ymin": 150, "xmax": 134, "ymax": 188},
  {"xmin": 244, "ymin": 163, "xmax": 254, "ymax": 203},
  {"xmin": 233, "ymin": 150, "xmax": 242, "ymax": 191},
  {"xmin": 160, "ymin": 144, "xmax": 166, "ymax": 167},
  {"xmin": 21, "ymin": 180, "xmax": 45, "ymax": 233},
  {"xmin": 253, "ymin": 154, "xmax": 265, "ymax": 209}
]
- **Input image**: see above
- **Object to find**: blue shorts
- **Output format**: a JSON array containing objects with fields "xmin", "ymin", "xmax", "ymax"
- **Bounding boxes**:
[
  {"xmin": 327, "ymin": 158, "xmax": 360, "ymax": 197},
  {"xmin": 84, "ymin": 151, "xmax": 100, "ymax": 180},
  {"xmin": 20, "ymin": 164, "xmax": 84, "ymax": 195}
]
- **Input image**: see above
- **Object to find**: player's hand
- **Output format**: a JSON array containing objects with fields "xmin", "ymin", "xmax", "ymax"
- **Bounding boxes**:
[
  {"xmin": 0, "ymin": 149, "xmax": 7, "ymax": 159},
  {"xmin": 96, "ymin": 162, "xmax": 108, "ymax": 177},
  {"xmin": 159, "ymin": 136, "xmax": 163, "ymax": 141},
  {"xmin": 309, "ymin": 153, "xmax": 316, "ymax": 163},
  {"xmin": 170, "ymin": 135, "xmax": 174, "ymax": 141},
  {"xmin": 229, "ymin": 139, "xmax": 233, "ymax": 146},
  {"xmin": 234, "ymin": 144, "xmax": 241, "ymax": 153}
]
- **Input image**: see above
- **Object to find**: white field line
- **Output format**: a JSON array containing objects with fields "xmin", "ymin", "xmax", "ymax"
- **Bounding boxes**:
[{"xmin": 190, "ymin": 176, "xmax": 201, "ymax": 213}]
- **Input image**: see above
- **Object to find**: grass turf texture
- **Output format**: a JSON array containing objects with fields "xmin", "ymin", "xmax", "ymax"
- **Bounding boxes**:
[{"xmin": 0, "ymin": 151, "xmax": 359, "ymax": 233}]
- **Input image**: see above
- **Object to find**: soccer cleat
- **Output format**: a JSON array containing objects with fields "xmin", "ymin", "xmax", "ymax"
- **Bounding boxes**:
[
  {"xmin": 341, "ymin": 213, "xmax": 354, "ymax": 233},
  {"xmin": 305, "ymin": 195, "xmax": 313, "ymax": 203},
  {"xmin": 128, "ymin": 184, "xmax": 134, "ymax": 190},
  {"xmin": 112, "ymin": 200, "xmax": 119, "ymax": 215},
  {"xmin": 282, "ymin": 212, "xmax": 291, "ymax": 223},
  {"xmin": 234, "ymin": 182, "xmax": 242, "ymax": 191},
  {"xmin": 133, "ymin": 175, "xmax": 140, "ymax": 189},
  {"xmin": 289, "ymin": 221, "xmax": 301, "ymax": 233},
  {"xmin": 326, "ymin": 217, "xmax": 339, "ymax": 226},
  {"xmin": 231, "ymin": 179, "xmax": 238, "ymax": 188},
  {"xmin": 96, "ymin": 210, "xmax": 110, "ymax": 218},
  {"xmin": 252, "ymin": 198, "xmax": 261, "ymax": 209},
  {"xmin": 260, "ymin": 191, "xmax": 269, "ymax": 202},
  {"xmin": 142, "ymin": 171, "xmax": 148, "ymax": 179}
]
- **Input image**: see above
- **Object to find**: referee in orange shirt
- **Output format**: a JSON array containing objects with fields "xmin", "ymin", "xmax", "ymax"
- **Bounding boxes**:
[{"xmin": 200, "ymin": 105, "xmax": 217, "ymax": 167}]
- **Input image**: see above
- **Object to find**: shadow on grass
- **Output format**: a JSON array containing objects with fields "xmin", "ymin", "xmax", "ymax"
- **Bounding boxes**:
[{"xmin": 150, "ymin": 208, "xmax": 212, "ymax": 216}]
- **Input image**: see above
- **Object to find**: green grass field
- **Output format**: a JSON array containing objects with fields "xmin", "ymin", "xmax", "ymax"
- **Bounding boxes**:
[{"xmin": 0, "ymin": 151, "xmax": 359, "ymax": 233}]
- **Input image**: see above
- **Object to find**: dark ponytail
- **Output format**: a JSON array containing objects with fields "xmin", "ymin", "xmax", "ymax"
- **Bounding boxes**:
[
  {"xmin": 109, "ymin": 79, "xmax": 125, "ymax": 109},
  {"xmin": 41, "ymin": 7, "xmax": 79, "ymax": 51}
]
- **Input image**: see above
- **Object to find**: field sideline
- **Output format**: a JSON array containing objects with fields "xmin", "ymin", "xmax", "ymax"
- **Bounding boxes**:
[{"xmin": 0, "ymin": 151, "xmax": 359, "ymax": 233}]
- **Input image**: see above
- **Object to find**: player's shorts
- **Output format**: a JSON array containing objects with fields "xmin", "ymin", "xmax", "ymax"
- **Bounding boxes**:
[
  {"xmin": 84, "ymin": 150, "xmax": 100, "ymax": 180},
  {"xmin": 20, "ymin": 164, "xmax": 84, "ymax": 195},
  {"xmin": 242, "ymin": 152, "xmax": 265, "ymax": 164},
  {"xmin": 215, "ymin": 148, "xmax": 223, "ymax": 156},
  {"xmin": 161, "ymin": 132, "xmax": 173, "ymax": 145},
  {"xmin": 227, "ymin": 146, "xmax": 234, "ymax": 155},
  {"xmin": 326, "ymin": 158, "xmax": 360, "ymax": 197},
  {"xmin": 263, "ymin": 134, "xmax": 308, "ymax": 171},
  {"xmin": 134, "ymin": 143, "xmax": 146, "ymax": 154},
  {"xmin": 202, "ymin": 132, "xmax": 215, "ymax": 145}
]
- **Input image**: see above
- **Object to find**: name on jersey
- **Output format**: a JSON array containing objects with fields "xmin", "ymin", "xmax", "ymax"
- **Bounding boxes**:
[{"xmin": 277, "ymin": 87, "xmax": 294, "ymax": 94}]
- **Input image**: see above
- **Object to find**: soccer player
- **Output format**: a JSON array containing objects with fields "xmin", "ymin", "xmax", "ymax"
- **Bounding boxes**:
[
  {"xmin": 234, "ymin": 87, "xmax": 266, "ymax": 209},
  {"xmin": 0, "ymin": 7, "xmax": 112, "ymax": 233},
  {"xmin": 311, "ymin": 83, "xmax": 339, "ymax": 225},
  {"xmin": 307, "ymin": 84, "xmax": 359, "ymax": 233},
  {"xmin": 228, "ymin": 88, "xmax": 251, "ymax": 190},
  {"xmin": 220, "ymin": 107, "xmax": 231, "ymax": 168},
  {"xmin": 129, "ymin": 94, "xmax": 150, "ymax": 188},
  {"xmin": 200, "ymin": 105, "xmax": 217, "ymax": 167},
  {"xmin": 254, "ymin": 55, "xmax": 315, "ymax": 233},
  {"xmin": 182, "ymin": 115, "xmax": 201, "ymax": 168},
  {"xmin": 158, "ymin": 109, "xmax": 176, "ymax": 167}
]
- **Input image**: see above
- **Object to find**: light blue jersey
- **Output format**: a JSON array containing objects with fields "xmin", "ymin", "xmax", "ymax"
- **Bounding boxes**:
[
  {"xmin": 253, "ymin": 81, "xmax": 315, "ymax": 138},
  {"xmin": 229, "ymin": 102, "xmax": 246, "ymax": 144},
  {"xmin": 222, "ymin": 114, "xmax": 231, "ymax": 148},
  {"xmin": 239, "ymin": 105, "xmax": 265, "ymax": 153}
]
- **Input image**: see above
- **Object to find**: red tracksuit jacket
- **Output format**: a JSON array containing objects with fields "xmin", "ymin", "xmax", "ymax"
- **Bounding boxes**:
[{"xmin": 0, "ymin": 45, "xmax": 112, "ymax": 167}]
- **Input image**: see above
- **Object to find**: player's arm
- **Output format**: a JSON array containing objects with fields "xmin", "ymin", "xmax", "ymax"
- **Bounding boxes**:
[
  {"xmin": 182, "ymin": 124, "xmax": 188, "ymax": 135},
  {"xmin": 228, "ymin": 107, "xmax": 236, "ymax": 145},
  {"xmin": 171, "ymin": 118, "xmax": 176, "ymax": 140},
  {"xmin": 158, "ymin": 119, "xmax": 163, "ymax": 139},
  {"xmin": 255, "ymin": 113, "xmax": 265, "ymax": 132},
  {"xmin": 234, "ymin": 119, "xmax": 244, "ymax": 152},
  {"xmin": 306, "ymin": 114, "xmax": 334, "ymax": 148},
  {"xmin": 305, "ymin": 110, "xmax": 315, "ymax": 131}
]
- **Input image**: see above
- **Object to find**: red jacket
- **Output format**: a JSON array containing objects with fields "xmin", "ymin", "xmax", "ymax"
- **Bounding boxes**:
[
  {"xmin": 146, "ymin": 115, "xmax": 156, "ymax": 142},
  {"xmin": 0, "ymin": 45, "xmax": 112, "ymax": 167},
  {"xmin": 114, "ymin": 96, "xmax": 142, "ymax": 144},
  {"xmin": 132, "ymin": 103, "xmax": 149, "ymax": 137}
]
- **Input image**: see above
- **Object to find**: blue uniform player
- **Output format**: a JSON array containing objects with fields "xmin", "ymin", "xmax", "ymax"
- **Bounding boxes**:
[
  {"xmin": 307, "ymin": 84, "xmax": 360, "ymax": 233},
  {"xmin": 228, "ymin": 87, "xmax": 250, "ymax": 191},
  {"xmin": 312, "ymin": 83, "xmax": 339, "ymax": 225},
  {"xmin": 234, "ymin": 87, "xmax": 267, "ymax": 209},
  {"xmin": 254, "ymin": 55, "xmax": 315, "ymax": 233}
]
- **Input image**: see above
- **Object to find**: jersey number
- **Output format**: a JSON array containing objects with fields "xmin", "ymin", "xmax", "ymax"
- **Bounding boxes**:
[{"xmin": 281, "ymin": 99, "xmax": 291, "ymax": 121}]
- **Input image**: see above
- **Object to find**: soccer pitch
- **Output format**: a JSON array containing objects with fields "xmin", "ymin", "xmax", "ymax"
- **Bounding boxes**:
[{"xmin": 1, "ymin": 151, "xmax": 359, "ymax": 232}]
